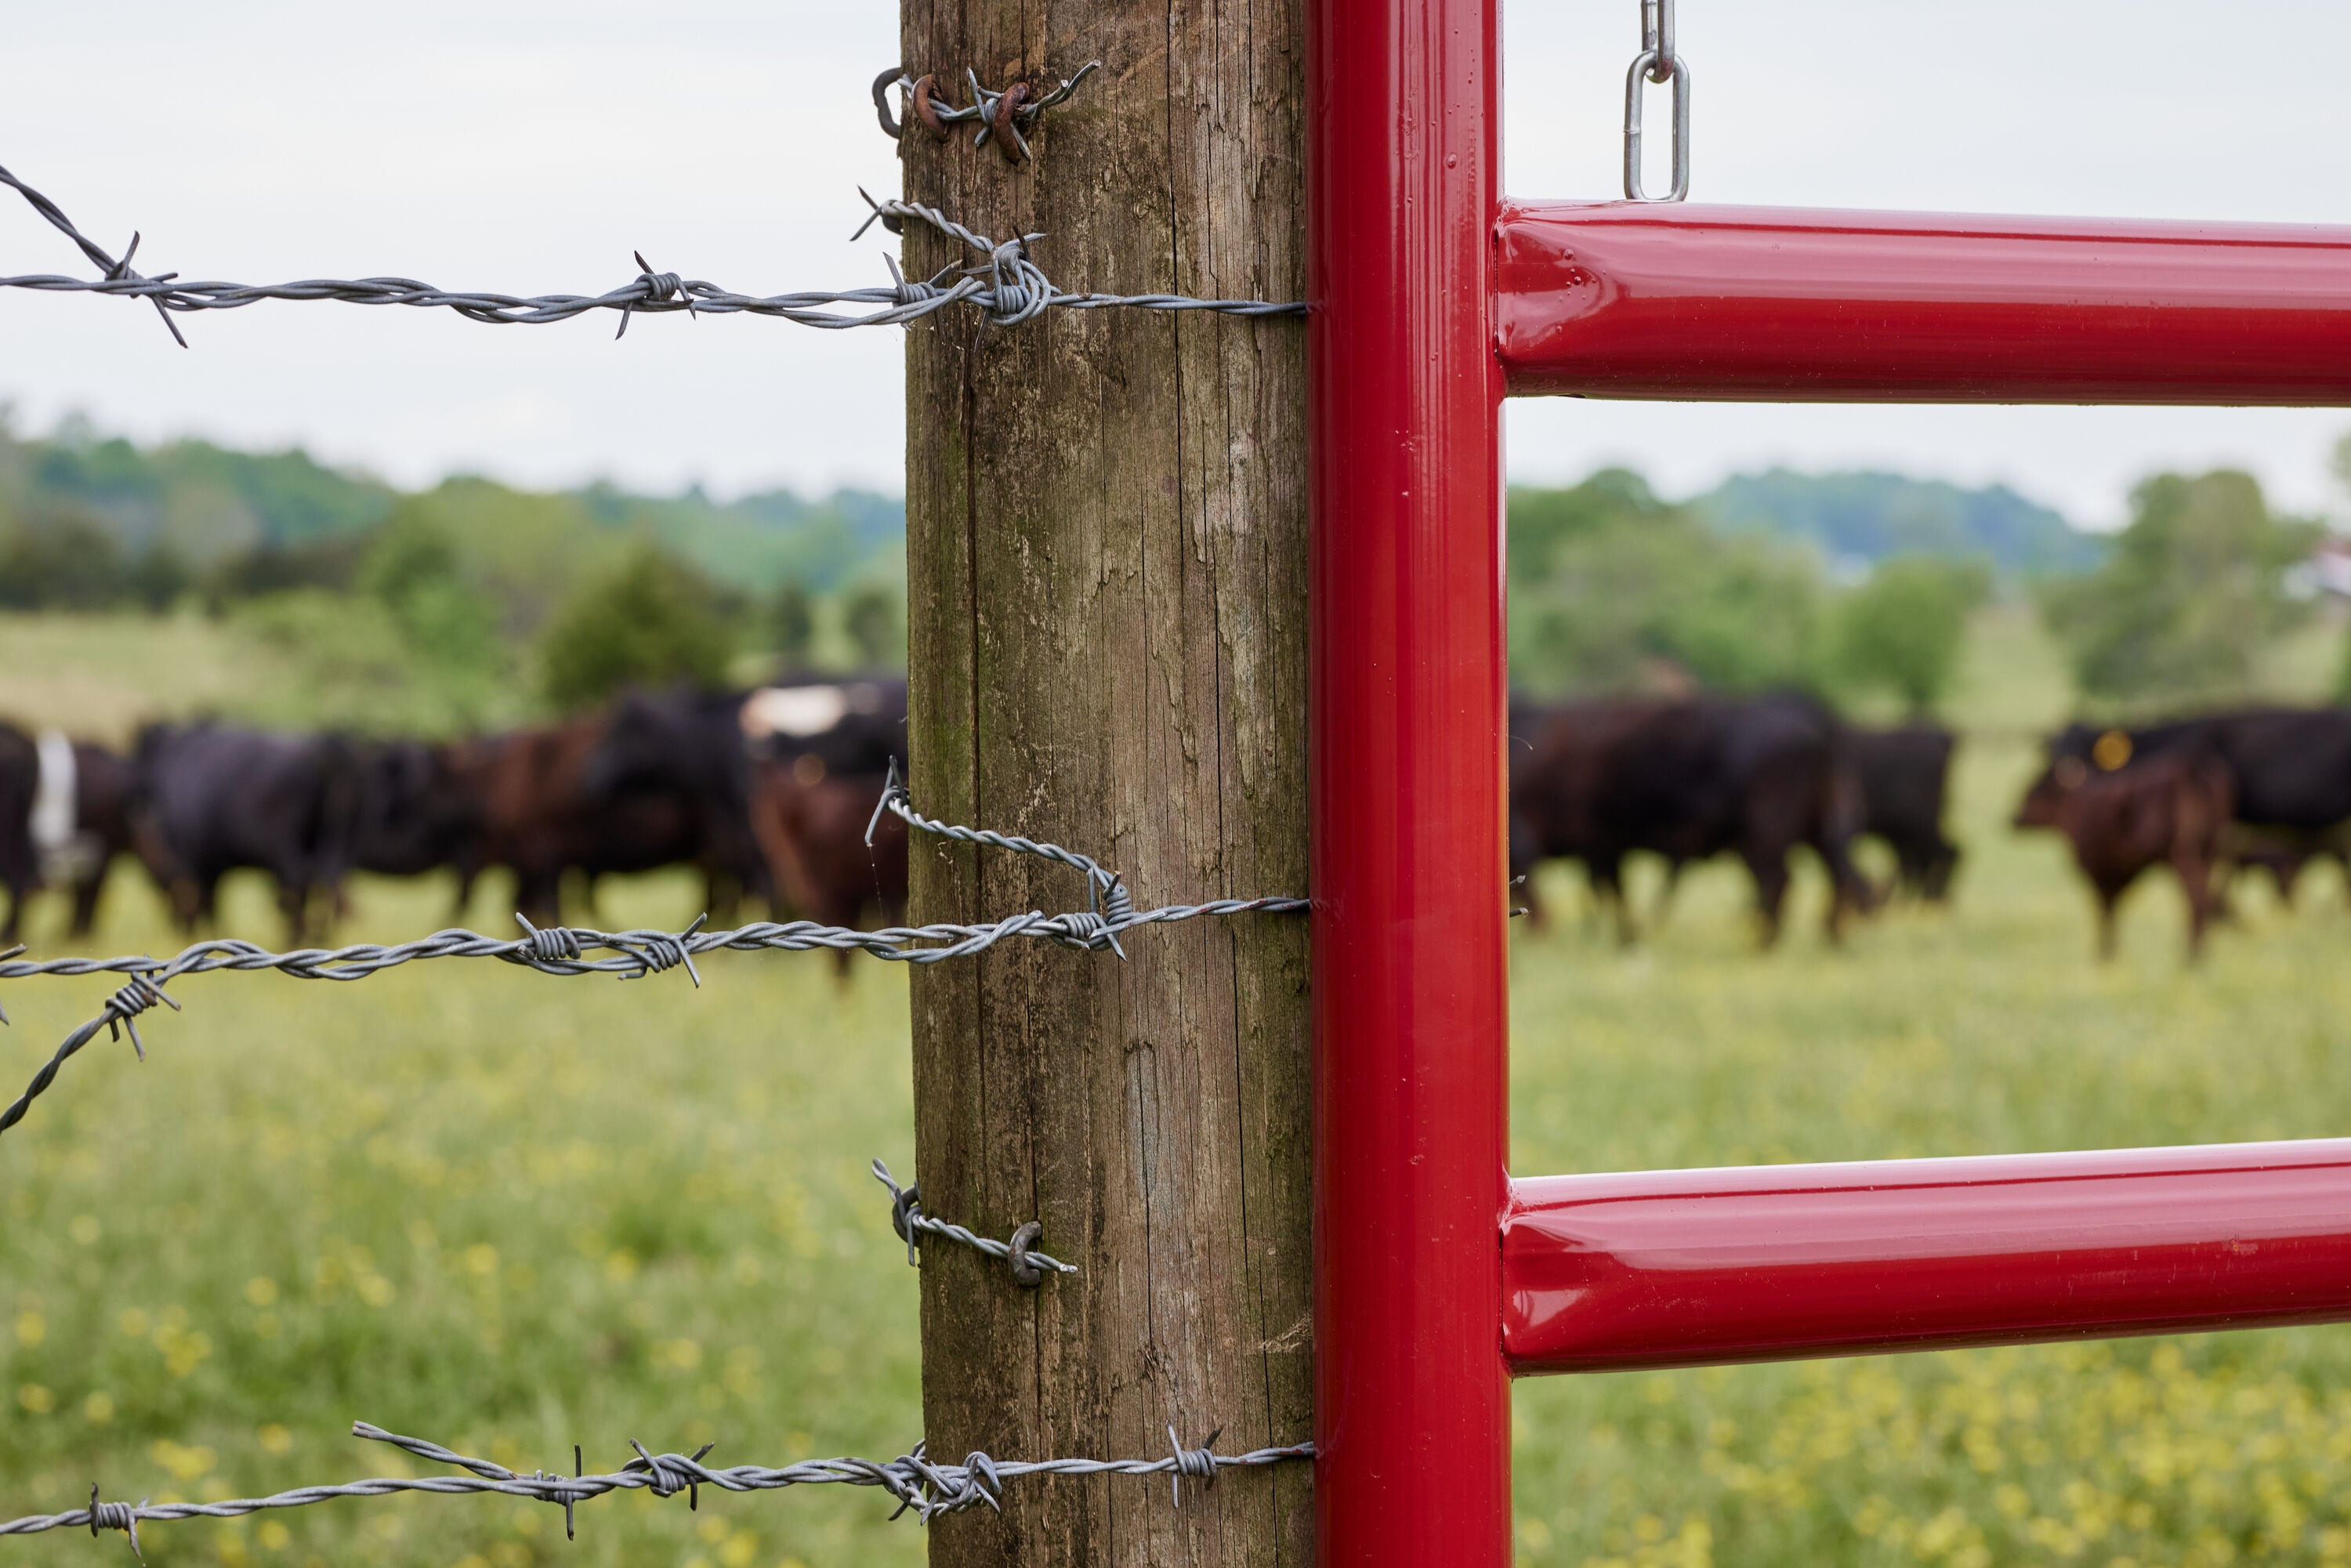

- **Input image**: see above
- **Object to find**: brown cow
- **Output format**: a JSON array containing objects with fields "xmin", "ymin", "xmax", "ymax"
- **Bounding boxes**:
[
  {"xmin": 748, "ymin": 755, "xmax": 909, "ymax": 975},
  {"xmin": 447, "ymin": 719, "xmax": 706, "ymax": 928},
  {"xmin": 2014, "ymin": 748, "xmax": 2233, "ymax": 961}
]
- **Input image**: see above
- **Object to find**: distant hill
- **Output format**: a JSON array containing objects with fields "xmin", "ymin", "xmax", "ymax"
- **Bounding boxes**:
[
  {"xmin": 0, "ymin": 416, "xmax": 904, "ymax": 592},
  {"xmin": 1695, "ymin": 469, "xmax": 2104, "ymax": 577}
]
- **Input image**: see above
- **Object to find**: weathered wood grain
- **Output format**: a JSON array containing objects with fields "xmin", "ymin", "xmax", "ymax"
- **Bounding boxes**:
[{"xmin": 896, "ymin": 1, "xmax": 1310, "ymax": 1561}]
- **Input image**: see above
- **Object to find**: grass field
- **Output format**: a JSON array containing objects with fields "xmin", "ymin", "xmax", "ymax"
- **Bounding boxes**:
[{"xmin": 5, "ymin": 607, "xmax": 2351, "ymax": 1566}]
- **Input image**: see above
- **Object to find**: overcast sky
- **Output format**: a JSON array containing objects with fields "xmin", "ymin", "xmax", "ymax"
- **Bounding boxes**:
[{"xmin": 4, "ymin": 1, "xmax": 2349, "ymax": 527}]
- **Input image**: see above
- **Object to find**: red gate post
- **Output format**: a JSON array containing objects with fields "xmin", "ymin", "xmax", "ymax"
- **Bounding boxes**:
[
  {"xmin": 1309, "ymin": 0, "xmax": 1509, "ymax": 1563},
  {"xmin": 1311, "ymin": 2, "xmax": 2351, "ymax": 1566}
]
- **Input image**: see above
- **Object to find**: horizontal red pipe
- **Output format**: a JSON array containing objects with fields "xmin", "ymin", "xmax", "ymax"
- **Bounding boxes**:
[
  {"xmin": 1494, "ymin": 201, "xmax": 2351, "ymax": 404},
  {"xmin": 1503, "ymin": 1140, "xmax": 2351, "ymax": 1375}
]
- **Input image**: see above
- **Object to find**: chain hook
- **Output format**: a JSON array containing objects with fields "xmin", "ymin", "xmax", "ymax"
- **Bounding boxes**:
[{"xmin": 1622, "ymin": 0, "xmax": 1691, "ymax": 201}]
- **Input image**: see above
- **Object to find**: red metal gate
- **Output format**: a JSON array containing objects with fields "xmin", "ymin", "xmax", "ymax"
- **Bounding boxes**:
[{"xmin": 1305, "ymin": 3, "xmax": 2351, "ymax": 1563}]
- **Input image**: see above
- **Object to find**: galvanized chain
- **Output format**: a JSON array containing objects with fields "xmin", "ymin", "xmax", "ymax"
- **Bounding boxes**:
[
  {"xmin": 0, "ymin": 162, "xmax": 1303, "ymax": 346},
  {"xmin": 872, "ymin": 63, "xmax": 1102, "ymax": 162},
  {"xmin": 871, "ymin": 1159, "xmax": 1075, "ymax": 1287},
  {"xmin": 1622, "ymin": 0, "xmax": 1692, "ymax": 202},
  {"xmin": 0, "ymin": 784, "xmax": 1305, "ymax": 1143},
  {"xmin": 0, "ymin": 1421, "xmax": 1313, "ymax": 1552}
]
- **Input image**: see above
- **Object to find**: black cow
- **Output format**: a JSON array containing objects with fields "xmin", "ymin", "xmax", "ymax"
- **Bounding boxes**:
[
  {"xmin": 578, "ymin": 689, "xmax": 773, "ymax": 922},
  {"xmin": 129, "ymin": 722, "xmax": 363, "ymax": 943},
  {"xmin": 1846, "ymin": 724, "xmax": 1961, "ymax": 902},
  {"xmin": 0, "ymin": 722, "xmax": 38, "ymax": 945},
  {"xmin": 581, "ymin": 679, "xmax": 909, "ymax": 922},
  {"xmin": 350, "ymin": 741, "xmax": 479, "ymax": 876},
  {"xmin": 40, "ymin": 737, "xmax": 136, "ymax": 938},
  {"xmin": 332, "ymin": 739, "xmax": 485, "ymax": 920},
  {"xmin": 1512, "ymin": 693, "xmax": 1875, "ymax": 947},
  {"xmin": 1508, "ymin": 697, "xmax": 1664, "ymax": 931}
]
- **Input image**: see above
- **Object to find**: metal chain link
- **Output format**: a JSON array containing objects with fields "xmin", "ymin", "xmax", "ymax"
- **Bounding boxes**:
[
  {"xmin": 1623, "ymin": 0, "xmax": 1692, "ymax": 202},
  {"xmin": 0, "ymin": 1420, "xmax": 1314, "ymax": 1552}
]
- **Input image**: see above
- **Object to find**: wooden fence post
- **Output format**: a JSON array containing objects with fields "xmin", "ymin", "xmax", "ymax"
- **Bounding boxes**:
[{"xmin": 894, "ymin": 4, "xmax": 1311, "ymax": 1565}]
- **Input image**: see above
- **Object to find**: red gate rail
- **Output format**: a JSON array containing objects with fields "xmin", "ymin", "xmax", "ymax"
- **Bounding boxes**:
[
  {"xmin": 1495, "ymin": 202, "xmax": 2351, "ymax": 404},
  {"xmin": 1504, "ymin": 1139, "xmax": 2351, "ymax": 1375}
]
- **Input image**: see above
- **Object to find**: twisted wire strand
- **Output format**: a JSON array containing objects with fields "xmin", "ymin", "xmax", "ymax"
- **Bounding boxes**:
[
  {"xmin": 0, "ymin": 1421, "xmax": 1314, "ymax": 1546},
  {"xmin": 0, "ymin": 906, "xmax": 1304, "ymax": 1142},
  {"xmin": 0, "ymin": 778, "xmax": 1304, "ymax": 1142},
  {"xmin": 0, "ymin": 165, "xmax": 1303, "ymax": 343},
  {"xmin": 871, "ymin": 1159, "xmax": 1077, "ymax": 1284}
]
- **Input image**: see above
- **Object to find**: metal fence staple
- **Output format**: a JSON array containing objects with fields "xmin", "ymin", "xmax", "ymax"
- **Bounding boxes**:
[
  {"xmin": 875, "ymin": 62, "xmax": 1101, "ymax": 161},
  {"xmin": 871, "ymin": 1158, "xmax": 1076, "ymax": 1284}
]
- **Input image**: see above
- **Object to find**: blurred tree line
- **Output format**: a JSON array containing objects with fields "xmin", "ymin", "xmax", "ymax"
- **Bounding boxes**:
[
  {"xmin": 1510, "ymin": 458, "xmax": 2342, "ymax": 717},
  {"xmin": 0, "ymin": 414, "xmax": 907, "ymax": 733},
  {"xmin": 9, "ymin": 411, "xmax": 2342, "ymax": 729},
  {"xmin": 1509, "ymin": 470, "xmax": 1991, "ymax": 715}
]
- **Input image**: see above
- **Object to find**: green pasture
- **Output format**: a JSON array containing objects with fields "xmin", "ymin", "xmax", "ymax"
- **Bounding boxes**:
[{"xmin": 5, "ymin": 607, "xmax": 2351, "ymax": 1566}]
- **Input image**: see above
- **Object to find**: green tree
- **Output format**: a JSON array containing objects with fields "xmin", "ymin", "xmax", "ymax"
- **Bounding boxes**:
[
  {"xmin": 2041, "ymin": 470, "xmax": 2317, "ymax": 706},
  {"xmin": 351, "ymin": 507, "xmax": 509, "ymax": 723},
  {"xmin": 842, "ymin": 578, "xmax": 906, "ymax": 669},
  {"xmin": 772, "ymin": 579, "xmax": 817, "ymax": 668},
  {"xmin": 537, "ymin": 543, "xmax": 737, "ymax": 710},
  {"xmin": 1508, "ymin": 470, "xmax": 1826, "ymax": 696},
  {"xmin": 1831, "ymin": 556, "xmax": 1991, "ymax": 715},
  {"xmin": 0, "ymin": 509, "xmax": 129, "ymax": 610}
]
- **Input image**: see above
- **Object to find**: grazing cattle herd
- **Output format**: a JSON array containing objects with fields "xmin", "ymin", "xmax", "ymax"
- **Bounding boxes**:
[
  {"xmin": 1511, "ymin": 696, "xmax": 2351, "ymax": 961},
  {"xmin": 0, "ymin": 682, "xmax": 2345, "ymax": 965},
  {"xmin": 0, "ymin": 678, "xmax": 910, "ymax": 952}
]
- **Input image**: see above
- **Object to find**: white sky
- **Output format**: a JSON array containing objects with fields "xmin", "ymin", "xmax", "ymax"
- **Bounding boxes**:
[{"xmin": 2, "ymin": 1, "xmax": 2349, "ymax": 527}]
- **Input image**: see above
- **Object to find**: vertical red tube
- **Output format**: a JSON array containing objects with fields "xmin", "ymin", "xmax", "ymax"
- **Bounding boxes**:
[{"xmin": 1308, "ymin": 0, "xmax": 1508, "ymax": 1561}]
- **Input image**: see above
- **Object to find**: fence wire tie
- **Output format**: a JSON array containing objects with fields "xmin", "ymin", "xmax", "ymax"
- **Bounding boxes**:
[
  {"xmin": 871, "ymin": 1158, "xmax": 1075, "ymax": 1285},
  {"xmin": 874, "ymin": 62, "xmax": 1101, "ymax": 161},
  {"xmin": 0, "ymin": 1422, "xmax": 1313, "ymax": 1549},
  {"xmin": 871, "ymin": 759, "xmax": 1136, "ymax": 956},
  {"xmin": 850, "ymin": 190, "xmax": 1306, "ymax": 324},
  {"xmin": 2, "ymin": 162, "xmax": 1302, "ymax": 337}
]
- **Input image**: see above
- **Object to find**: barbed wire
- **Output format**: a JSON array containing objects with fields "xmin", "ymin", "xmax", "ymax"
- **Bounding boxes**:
[
  {"xmin": 871, "ymin": 1158, "xmax": 1075, "ymax": 1287},
  {"xmin": 0, "ymin": 162, "xmax": 1304, "ymax": 345},
  {"xmin": 0, "ymin": 786, "xmax": 1305, "ymax": 1143},
  {"xmin": 873, "ymin": 63, "xmax": 1101, "ymax": 161},
  {"xmin": 0, "ymin": 1419, "xmax": 1313, "ymax": 1554},
  {"xmin": 870, "ymin": 758, "xmax": 1137, "ymax": 954}
]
